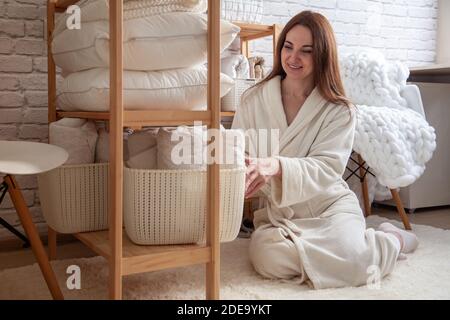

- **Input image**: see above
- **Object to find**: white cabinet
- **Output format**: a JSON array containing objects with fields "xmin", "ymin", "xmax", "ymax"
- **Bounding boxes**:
[{"xmin": 380, "ymin": 65, "xmax": 450, "ymax": 212}]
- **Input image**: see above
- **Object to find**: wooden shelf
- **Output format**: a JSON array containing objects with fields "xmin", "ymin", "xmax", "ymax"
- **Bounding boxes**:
[
  {"xmin": 410, "ymin": 63, "xmax": 450, "ymax": 76},
  {"xmin": 234, "ymin": 22, "xmax": 274, "ymax": 40},
  {"xmin": 74, "ymin": 230, "xmax": 211, "ymax": 276},
  {"xmin": 47, "ymin": 1, "xmax": 270, "ymax": 299},
  {"xmin": 54, "ymin": 0, "xmax": 78, "ymax": 12},
  {"xmin": 57, "ymin": 110, "xmax": 234, "ymax": 125},
  {"xmin": 220, "ymin": 111, "xmax": 236, "ymax": 117}
]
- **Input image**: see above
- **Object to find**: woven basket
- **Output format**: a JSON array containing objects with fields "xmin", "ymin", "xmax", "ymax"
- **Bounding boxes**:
[
  {"xmin": 38, "ymin": 163, "xmax": 109, "ymax": 234},
  {"xmin": 221, "ymin": 78, "xmax": 256, "ymax": 112},
  {"xmin": 221, "ymin": 0, "xmax": 263, "ymax": 23},
  {"xmin": 123, "ymin": 167, "xmax": 245, "ymax": 245}
]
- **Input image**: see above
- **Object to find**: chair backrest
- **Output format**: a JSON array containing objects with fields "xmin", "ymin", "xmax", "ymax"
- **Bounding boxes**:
[{"xmin": 401, "ymin": 84, "xmax": 426, "ymax": 118}]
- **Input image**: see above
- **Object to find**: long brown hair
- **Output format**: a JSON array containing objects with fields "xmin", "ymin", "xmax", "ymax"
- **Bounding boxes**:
[{"xmin": 250, "ymin": 11, "xmax": 351, "ymax": 108}]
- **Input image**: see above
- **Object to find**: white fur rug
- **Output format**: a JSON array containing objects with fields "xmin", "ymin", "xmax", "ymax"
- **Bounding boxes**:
[{"xmin": 1, "ymin": 216, "xmax": 449, "ymax": 300}]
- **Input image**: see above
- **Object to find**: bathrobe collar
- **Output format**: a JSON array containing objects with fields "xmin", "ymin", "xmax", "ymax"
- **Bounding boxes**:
[{"xmin": 263, "ymin": 76, "xmax": 329, "ymax": 152}]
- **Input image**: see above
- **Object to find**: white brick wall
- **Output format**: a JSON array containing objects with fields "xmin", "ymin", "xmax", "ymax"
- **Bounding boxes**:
[
  {"xmin": 251, "ymin": 0, "xmax": 438, "ymax": 70},
  {"xmin": 0, "ymin": 0, "xmax": 440, "ymax": 241},
  {"xmin": 0, "ymin": 0, "xmax": 48, "ymax": 240}
]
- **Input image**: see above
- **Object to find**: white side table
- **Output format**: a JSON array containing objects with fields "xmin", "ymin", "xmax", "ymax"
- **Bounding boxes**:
[{"xmin": 0, "ymin": 140, "xmax": 68, "ymax": 300}]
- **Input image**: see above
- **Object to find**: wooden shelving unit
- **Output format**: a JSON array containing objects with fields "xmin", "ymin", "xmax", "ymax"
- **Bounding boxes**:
[
  {"xmin": 47, "ymin": 0, "xmax": 281, "ymax": 300},
  {"xmin": 234, "ymin": 22, "xmax": 282, "ymax": 62}
]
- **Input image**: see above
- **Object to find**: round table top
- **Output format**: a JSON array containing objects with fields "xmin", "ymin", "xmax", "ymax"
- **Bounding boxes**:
[{"xmin": 0, "ymin": 141, "xmax": 68, "ymax": 175}]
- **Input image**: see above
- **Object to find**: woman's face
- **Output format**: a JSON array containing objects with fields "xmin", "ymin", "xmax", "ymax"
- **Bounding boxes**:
[{"xmin": 280, "ymin": 24, "xmax": 314, "ymax": 82}]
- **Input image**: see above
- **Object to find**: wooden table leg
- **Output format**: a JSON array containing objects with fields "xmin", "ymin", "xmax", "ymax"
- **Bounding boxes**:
[
  {"xmin": 390, "ymin": 189, "xmax": 412, "ymax": 230},
  {"xmin": 4, "ymin": 175, "xmax": 64, "ymax": 300},
  {"xmin": 48, "ymin": 226, "xmax": 57, "ymax": 260}
]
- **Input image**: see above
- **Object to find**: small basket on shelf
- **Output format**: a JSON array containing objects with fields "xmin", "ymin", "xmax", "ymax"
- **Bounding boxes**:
[
  {"xmin": 38, "ymin": 163, "xmax": 109, "ymax": 234},
  {"xmin": 38, "ymin": 163, "xmax": 245, "ymax": 245},
  {"xmin": 123, "ymin": 167, "xmax": 245, "ymax": 245},
  {"xmin": 221, "ymin": 78, "xmax": 257, "ymax": 112},
  {"xmin": 221, "ymin": 0, "xmax": 264, "ymax": 24}
]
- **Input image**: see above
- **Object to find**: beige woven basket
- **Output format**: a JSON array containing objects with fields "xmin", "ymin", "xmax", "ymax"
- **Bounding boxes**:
[
  {"xmin": 123, "ymin": 167, "xmax": 245, "ymax": 245},
  {"xmin": 38, "ymin": 163, "xmax": 109, "ymax": 234},
  {"xmin": 221, "ymin": 78, "xmax": 256, "ymax": 112}
]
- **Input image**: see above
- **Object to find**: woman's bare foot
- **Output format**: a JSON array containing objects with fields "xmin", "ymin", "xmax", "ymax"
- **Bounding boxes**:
[{"xmin": 378, "ymin": 222, "xmax": 419, "ymax": 254}]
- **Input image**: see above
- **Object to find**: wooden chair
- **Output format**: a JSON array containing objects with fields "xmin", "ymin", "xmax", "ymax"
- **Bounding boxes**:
[
  {"xmin": 0, "ymin": 140, "xmax": 67, "ymax": 299},
  {"xmin": 346, "ymin": 151, "xmax": 412, "ymax": 230}
]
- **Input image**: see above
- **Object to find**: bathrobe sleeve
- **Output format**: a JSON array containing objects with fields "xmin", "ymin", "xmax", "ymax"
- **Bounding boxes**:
[{"xmin": 271, "ymin": 105, "xmax": 356, "ymax": 208}]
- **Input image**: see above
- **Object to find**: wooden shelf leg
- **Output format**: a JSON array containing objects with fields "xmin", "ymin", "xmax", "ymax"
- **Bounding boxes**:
[
  {"xmin": 48, "ymin": 226, "xmax": 57, "ymax": 260},
  {"xmin": 109, "ymin": 0, "xmax": 123, "ymax": 300},
  {"xmin": 4, "ymin": 175, "xmax": 64, "ymax": 300},
  {"xmin": 390, "ymin": 189, "xmax": 412, "ymax": 230},
  {"xmin": 273, "ymin": 24, "xmax": 282, "ymax": 62},
  {"xmin": 241, "ymin": 38, "xmax": 249, "ymax": 58}
]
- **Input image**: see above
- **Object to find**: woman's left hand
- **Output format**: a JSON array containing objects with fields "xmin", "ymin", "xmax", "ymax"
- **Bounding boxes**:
[{"xmin": 245, "ymin": 157, "xmax": 281, "ymax": 199}]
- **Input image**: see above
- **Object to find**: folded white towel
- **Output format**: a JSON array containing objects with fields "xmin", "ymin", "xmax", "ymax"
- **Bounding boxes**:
[
  {"xmin": 220, "ymin": 129, "xmax": 245, "ymax": 169},
  {"xmin": 49, "ymin": 118, "xmax": 98, "ymax": 165},
  {"xmin": 95, "ymin": 127, "xmax": 109, "ymax": 163},
  {"xmin": 221, "ymin": 54, "xmax": 250, "ymax": 79},
  {"xmin": 157, "ymin": 126, "xmax": 206, "ymax": 170},
  {"xmin": 126, "ymin": 128, "xmax": 158, "ymax": 169},
  {"xmin": 157, "ymin": 126, "xmax": 245, "ymax": 170}
]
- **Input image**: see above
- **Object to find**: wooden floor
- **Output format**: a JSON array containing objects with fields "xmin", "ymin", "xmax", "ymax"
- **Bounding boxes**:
[{"xmin": 0, "ymin": 205, "xmax": 449, "ymax": 272}]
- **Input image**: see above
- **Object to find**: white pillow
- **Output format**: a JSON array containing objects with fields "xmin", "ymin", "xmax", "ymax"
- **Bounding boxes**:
[
  {"xmin": 156, "ymin": 126, "xmax": 245, "ymax": 170},
  {"xmin": 57, "ymin": 67, "xmax": 235, "ymax": 112},
  {"xmin": 157, "ymin": 126, "xmax": 206, "ymax": 170},
  {"xmin": 126, "ymin": 128, "xmax": 159, "ymax": 169},
  {"xmin": 53, "ymin": 0, "xmax": 208, "ymax": 37},
  {"xmin": 49, "ymin": 118, "xmax": 98, "ymax": 165},
  {"xmin": 52, "ymin": 12, "xmax": 240, "ymax": 73},
  {"xmin": 95, "ymin": 127, "xmax": 109, "ymax": 163}
]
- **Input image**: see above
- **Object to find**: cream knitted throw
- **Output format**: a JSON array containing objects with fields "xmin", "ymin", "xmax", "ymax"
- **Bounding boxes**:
[{"xmin": 341, "ymin": 50, "xmax": 436, "ymax": 189}]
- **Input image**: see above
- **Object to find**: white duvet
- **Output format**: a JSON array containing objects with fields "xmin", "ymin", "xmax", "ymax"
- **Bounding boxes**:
[
  {"xmin": 57, "ymin": 67, "xmax": 234, "ymax": 112},
  {"xmin": 341, "ymin": 50, "xmax": 436, "ymax": 190},
  {"xmin": 53, "ymin": 11, "xmax": 240, "ymax": 73}
]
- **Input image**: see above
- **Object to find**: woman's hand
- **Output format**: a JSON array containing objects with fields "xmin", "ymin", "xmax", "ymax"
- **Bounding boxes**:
[{"xmin": 245, "ymin": 157, "xmax": 281, "ymax": 199}]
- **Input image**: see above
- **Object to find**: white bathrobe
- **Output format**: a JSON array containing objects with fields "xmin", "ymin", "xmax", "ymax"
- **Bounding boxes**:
[{"xmin": 232, "ymin": 76, "xmax": 400, "ymax": 289}]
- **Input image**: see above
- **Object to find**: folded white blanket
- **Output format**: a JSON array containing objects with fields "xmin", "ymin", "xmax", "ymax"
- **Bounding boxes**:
[
  {"xmin": 157, "ymin": 126, "xmax": 206, "ymax": 170},
  {"xmin": 157, "ymin": 126, "xmax": 245, "ymax": 170},
  {"xmin": 126, "ymin": 128, "xmax": 158, "ymax": 169},
  {"xmin": 49, "ymin": 118, "xmax": 98, "ymax": 165},
  {"xmin": 221, "ymin": 54, "xmax": 250, "ymax": 79},
  {"xmin": 95, "ymin": 127, "xmax": 109, "ymax": 163},
  {"xmin": 54, "ymin": 0, "xmax": 207, "ymax": 36},
  {"xmin": 341, "ymin": 50, "xmax": 436, "ymax": 190}
]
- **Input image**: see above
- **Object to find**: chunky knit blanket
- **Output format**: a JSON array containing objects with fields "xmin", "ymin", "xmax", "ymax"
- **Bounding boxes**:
[{"xmin": 340, "ymin": 50, "xmax": 436, "ymax": 189}]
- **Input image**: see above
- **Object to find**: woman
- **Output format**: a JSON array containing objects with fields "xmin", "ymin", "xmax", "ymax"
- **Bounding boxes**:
[{"xmin": 232, "ymin": 11, "xmax": 418, "ymax": 289}]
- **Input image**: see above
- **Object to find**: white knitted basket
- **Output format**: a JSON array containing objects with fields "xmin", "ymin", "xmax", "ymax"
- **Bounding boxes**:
[
  {"xmin": 123, "ymin": 167, "xmax": 245, "ymax": 245},
  {"xmin": 221, "ymin": 0, "xmax": 263, "ymax": 23},
  {"xmin": 38, "ymin": 163, "xmax": 109, "ymax": 234},
  {"xmin": 221, "ymin": 78, "xmax": 256, "ymax": 112}
]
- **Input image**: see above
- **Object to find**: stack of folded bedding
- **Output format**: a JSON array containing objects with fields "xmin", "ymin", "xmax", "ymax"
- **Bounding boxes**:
[
  {"xmin": 50, "ymin": 118, "xmax": 245, "ymax": 170},
  {"xmin": 53, "ymin": 0, "xmax": 239, "ymax": 111},
  {"xmin": 119, "ymin": 125, "xmax": 244, "ymax": 170},
  {"xmin": 220, "ymin": 36, "xmax": 250, "ymax": 79},
  {"xmin": 49, "ymin": 118, "xmax": 98, "ymax": 165}
]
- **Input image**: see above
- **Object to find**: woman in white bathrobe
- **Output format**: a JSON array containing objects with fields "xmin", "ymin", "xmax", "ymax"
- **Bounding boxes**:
[{"xmin": 231, "ymin": 11, "xmax": 418, "ymax": 289}]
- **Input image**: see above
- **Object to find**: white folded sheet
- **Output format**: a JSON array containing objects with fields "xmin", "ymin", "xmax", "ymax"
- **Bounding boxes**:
[
  {"xmin": 126, "ymin": 128, "xmax": 159, "ymax": 169},
  {"xmin": 49, "ymin": 118, "xmax": 98, "ymax": 165}
]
